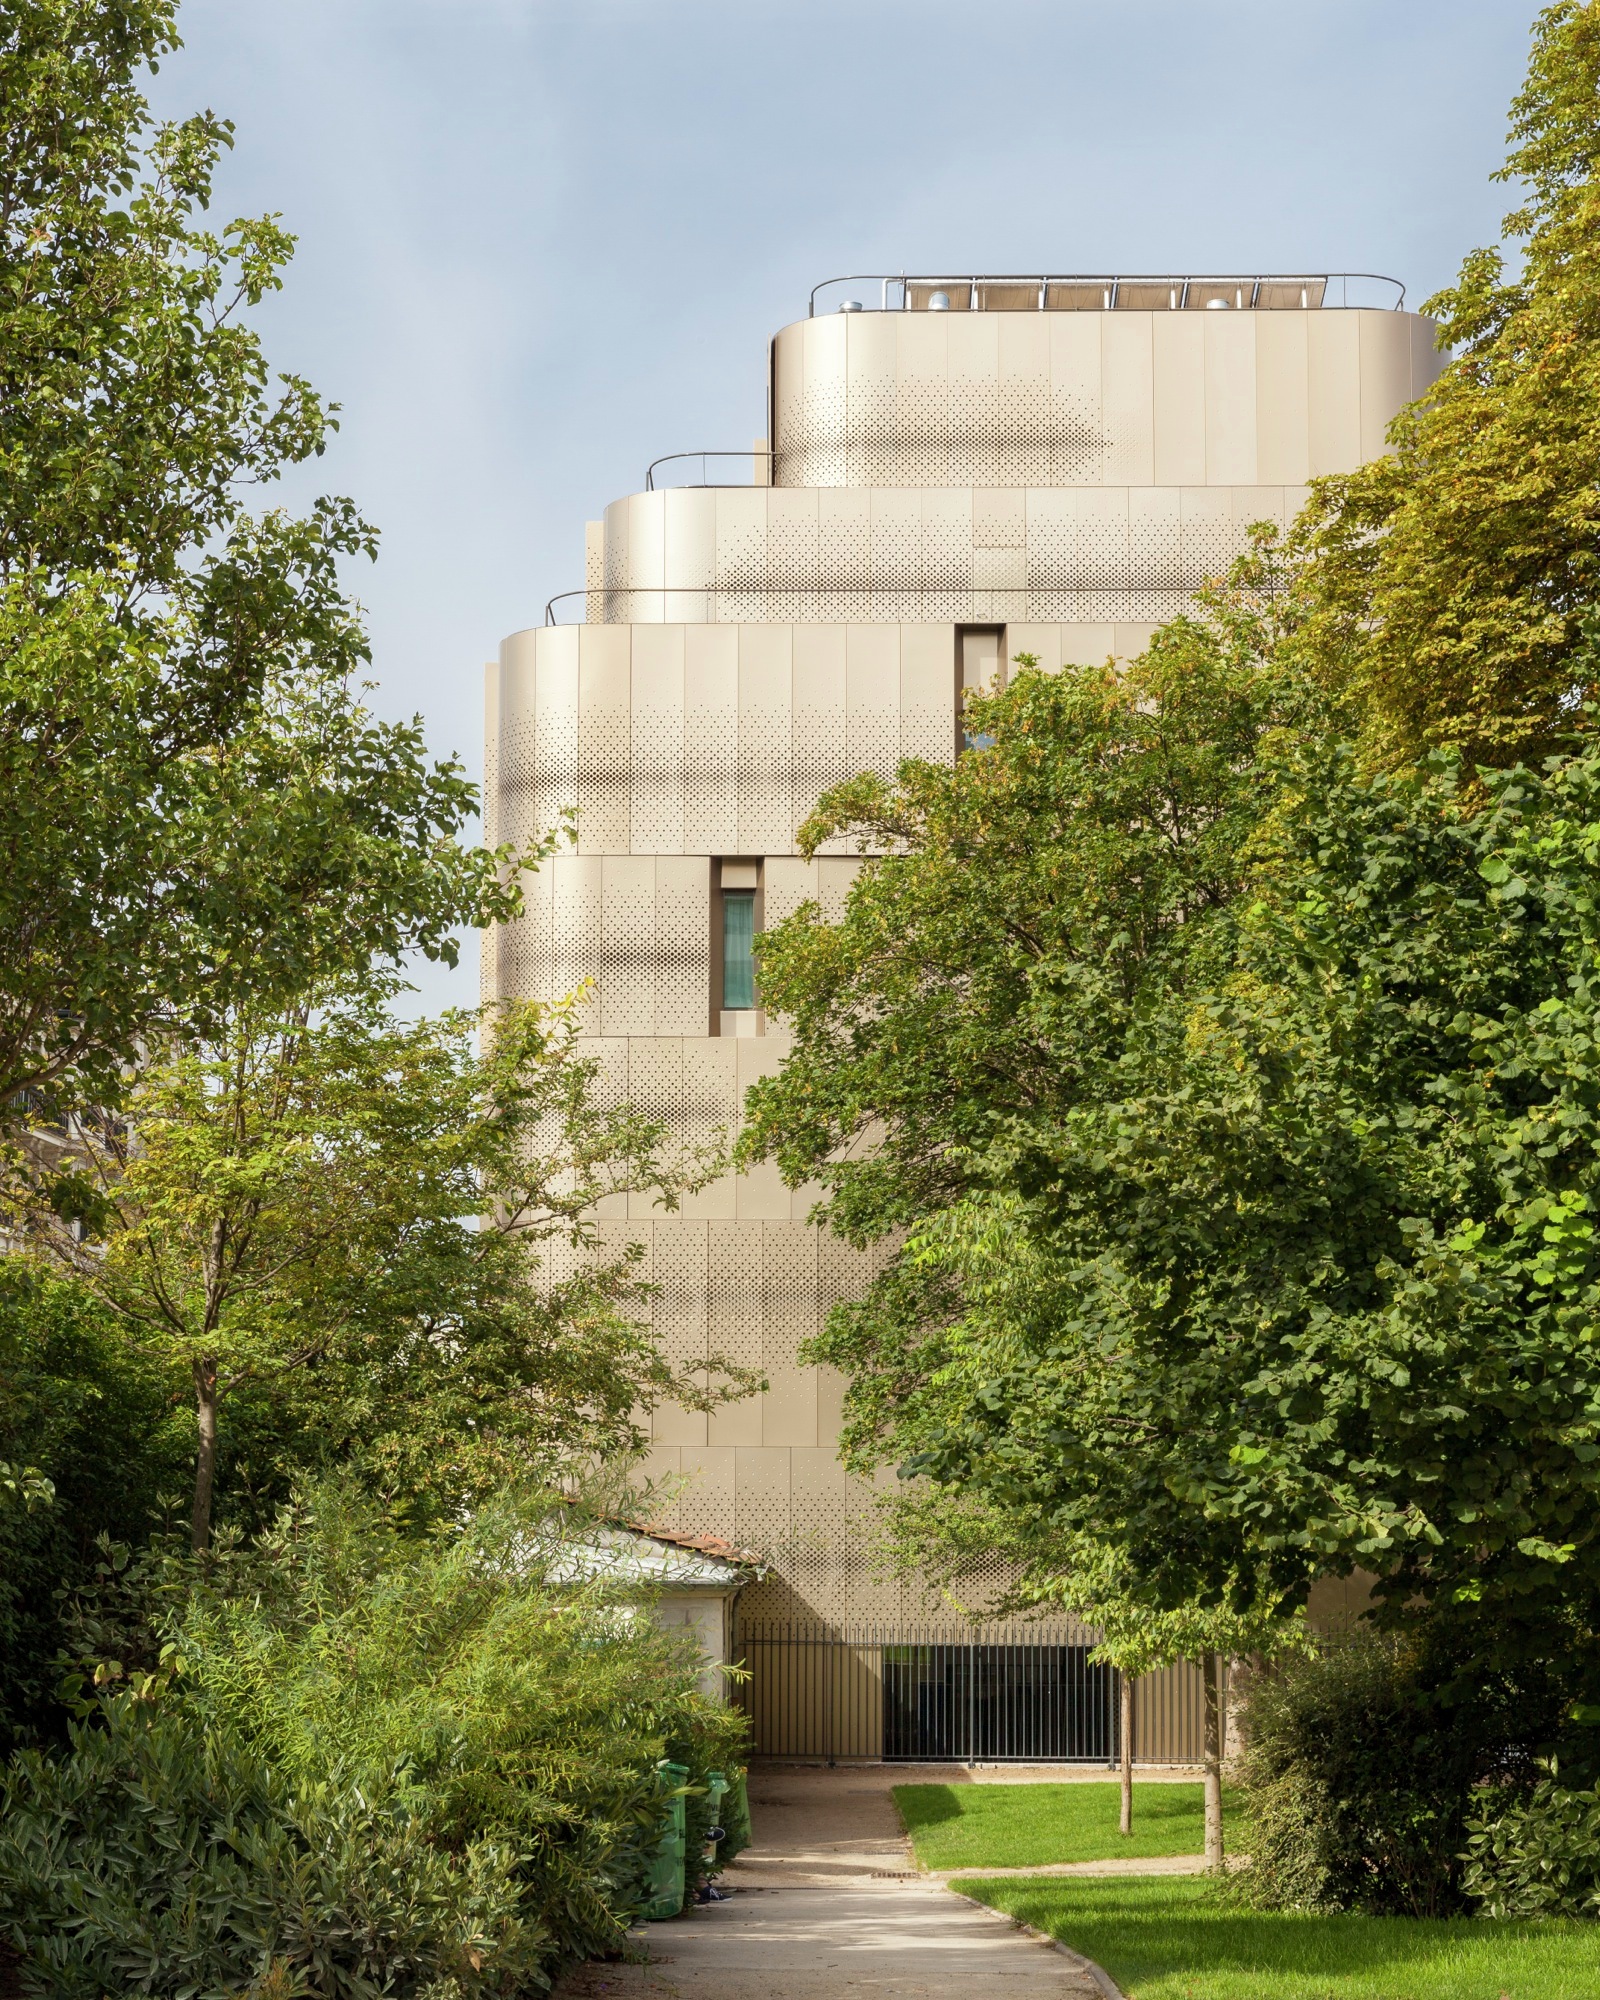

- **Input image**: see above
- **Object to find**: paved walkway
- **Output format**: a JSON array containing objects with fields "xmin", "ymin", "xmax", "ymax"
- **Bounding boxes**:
[{"xmin": 554, "ymin": 1765, "xmax": 1130, "ymax": 2000}]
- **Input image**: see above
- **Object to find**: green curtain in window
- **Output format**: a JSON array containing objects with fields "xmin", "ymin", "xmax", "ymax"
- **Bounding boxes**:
[{"xmin": 722, "ymin": 891, "xmax": 756, "ymax": 1009}]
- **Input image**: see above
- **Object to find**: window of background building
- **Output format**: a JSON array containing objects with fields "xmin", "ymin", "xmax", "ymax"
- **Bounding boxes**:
[
  {"xmin": 722, "ymin": 890, "xmax": 757, "ymax": 1009},
  {"xmin": 957, "ymin": 626, "xmax": 1005, "ymax": 751}
]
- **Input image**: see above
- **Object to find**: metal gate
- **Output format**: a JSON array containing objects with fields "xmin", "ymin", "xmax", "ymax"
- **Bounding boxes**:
[{"xmin": 738, "ymin": 1623, "xmax": 1123, "ymax": 1763}]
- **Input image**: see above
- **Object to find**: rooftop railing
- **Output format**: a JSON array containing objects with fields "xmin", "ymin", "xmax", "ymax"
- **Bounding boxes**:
[
  {"xmin": 645, "ymin": 449, "xmax": 773, "ymax": 491},
  {"xmin": 807, "ymin": 272, "xmax": 1407, "ymax": 316}
]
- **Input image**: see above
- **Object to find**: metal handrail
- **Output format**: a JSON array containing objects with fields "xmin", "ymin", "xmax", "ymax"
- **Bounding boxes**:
[
  {"xmin": 808, "ymin": 271, "xmax": 1407, "ymax": 315},
  {"xmin": 645, "ymin": 449, "xmax": 774, "ymax": 492}
]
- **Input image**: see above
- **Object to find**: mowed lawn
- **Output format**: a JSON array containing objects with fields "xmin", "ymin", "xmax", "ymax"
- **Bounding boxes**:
[
  {"xmin": 893, "ymin": 1781, "xmax": 1242, "ymax": 1869},
  {"xmin": 962, "ymin": 1876, "xmax": 1600, "ymax": 2000}
]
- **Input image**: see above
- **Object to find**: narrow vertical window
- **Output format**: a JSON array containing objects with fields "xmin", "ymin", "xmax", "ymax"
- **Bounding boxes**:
[{"xmin": 722, "ymin": 890, "xmax": 757, "ymax": 1009}]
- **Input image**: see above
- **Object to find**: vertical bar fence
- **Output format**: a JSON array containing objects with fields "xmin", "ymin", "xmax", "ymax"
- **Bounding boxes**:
[{"xmin": 735, "ymin": 1623, "xmax": 1212, "ymax": 1765}]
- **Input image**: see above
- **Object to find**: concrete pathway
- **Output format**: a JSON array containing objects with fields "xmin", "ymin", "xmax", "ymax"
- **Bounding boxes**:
[{"xmin": 554, "ymin": 1765, "xmax": 1128, "ymax": 2000}]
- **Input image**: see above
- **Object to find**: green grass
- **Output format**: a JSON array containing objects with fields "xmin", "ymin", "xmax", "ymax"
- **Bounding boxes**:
[
  {"xmin": 961, "ymin": 1874, "xmax": 1600, "ymax": 2000},
  {"xmin": 893, "ymin": 1781, "xmax": 1242, "ymax": 1869}
]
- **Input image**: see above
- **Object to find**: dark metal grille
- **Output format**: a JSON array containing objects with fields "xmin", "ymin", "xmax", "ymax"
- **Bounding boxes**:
[{"xmin": 882, "ymin": 1643, "xmax": 1114, "ymax": 1762}]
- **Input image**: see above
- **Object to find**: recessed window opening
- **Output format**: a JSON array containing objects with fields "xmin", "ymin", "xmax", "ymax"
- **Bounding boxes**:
[
  {"xmin": 722, "ymin": 889, "xmax": 757, "ymax": 1010},
  {"xmin": 958, "ymin": 626, "xmax": 1005, "ymax": 752}
]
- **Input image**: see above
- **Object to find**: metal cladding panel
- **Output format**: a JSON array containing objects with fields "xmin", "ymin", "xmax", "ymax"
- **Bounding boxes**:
[
  {"xmin": 1255, "ymin": 310, "xmax": 1312, "ymax": 485},
  {"xmin": 1204, "ymin": 312, "xmax": 1259, "ymax": 485}
]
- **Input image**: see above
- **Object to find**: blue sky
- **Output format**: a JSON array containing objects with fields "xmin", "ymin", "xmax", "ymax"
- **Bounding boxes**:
[{"xmin": 149, "ymin": 0, "xmax": 1537, "ymax": 1010}]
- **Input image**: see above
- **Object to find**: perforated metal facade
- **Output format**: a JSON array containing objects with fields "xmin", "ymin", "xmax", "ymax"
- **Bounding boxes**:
[{"xmin": 484, "ymin": 286, "xmax": 1444, "ymax": 1673}]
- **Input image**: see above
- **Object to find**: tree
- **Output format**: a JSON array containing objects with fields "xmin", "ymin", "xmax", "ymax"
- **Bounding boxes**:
[
  {"xmin": 880, "ymin": 1482, "xmax": 1304, "ymax": 1858},
  {"xmin": 1293, "ymin": 0, "xmax": 1600, "ymax": 768},
  {"xmin": 24, "ymin": 992, "xmax": 739, "ymax": 1551},
  {"xmin": 0, "ymin": 0, "xmax": 518, "ymax": 1112}
]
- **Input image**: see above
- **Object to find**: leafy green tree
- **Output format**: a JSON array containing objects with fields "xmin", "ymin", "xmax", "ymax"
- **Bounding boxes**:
[
  {"xmin": 0, "ymin": 0, "xmax": 518, "ymax": 1111},
  {"xmin": 25, "ymin": 994, "xmax": 736, "ymax": 1551},
  {"xmin": 1294, "ymin": 0, "xmax": 1600, "ymax": 768}
]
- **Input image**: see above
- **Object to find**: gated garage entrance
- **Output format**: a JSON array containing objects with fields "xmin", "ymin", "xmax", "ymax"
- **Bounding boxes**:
[{"xmin": 738, "ymin": 1623, "xmax": 1208, "ymax": 1764}]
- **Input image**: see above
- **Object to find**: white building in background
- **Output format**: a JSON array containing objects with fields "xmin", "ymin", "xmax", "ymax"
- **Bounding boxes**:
[{"xmin": 483, "ymin": 272, "xmax": 1442, "ymax": 1760}]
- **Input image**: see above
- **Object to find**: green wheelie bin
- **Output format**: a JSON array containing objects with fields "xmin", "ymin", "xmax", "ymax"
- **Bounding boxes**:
[{"xmin": 643, "ymin": 1760, "xmax": 690, "ymax": 1920}]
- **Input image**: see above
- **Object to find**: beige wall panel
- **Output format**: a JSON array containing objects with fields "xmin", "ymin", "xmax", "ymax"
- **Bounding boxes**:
[
  {"xmin": 577, "ymin": 625, "xmax": 631, "ymax": 853},
  {"xmin": 845, "ymin": 620, "xmax": 899, "ymax": 713},
  {"xmin": 761, "ymin": 1369, "xmax": 819, "ymax": 1447},
  {"xmin": 708, "ymin": 1218, "xmax": 762, "ymax": 1374},
  {"xmin": 1152, "ymin": 314, "xmax": 1206, "ymax": 485},
  {"xmin": 1358, "ymin": 310, "xmax": 1414, "ymax": 463},
  {"xmin": 649, "ymin": 1217, "xmax": 709, "ymax": 1364},
  {"xmin": 974, "ymin": 488, "xmax": 1026, "ymax": 548},
  {"xmin": 920, "ymin": 490, "xmax": 971, "ymax": 624},
  {"xmin": 1307, "ymin": 310, "xmax": 1362, "ymax": 475},
  {"xmin": 799, "ymin": 310, "xmax": 847, "ymax": 398},
  {"xmin": 1113, "ymin": 621, "xmax": 1159, "ymax": 658},
  {"xmin": 1204, "ymin": 313, "xmax": 1258, "ymax": 486},
  {"xmin": 736, "ymin": 1159, "xmax": 795, "ymax": 1220},
  {"xmin": 1409, "ymin": 313, "xmax": 1445, "ymax": 400},
  {"xmin": 677, "ymin": 1446, "xmax": 738, "ymax": 1540},
  {"xmin": 867, "ymin": 489, "xmax": 921, "ymax": 623},
  {"xmin": 665, "ymin": 491, "xmax": 717, "ymax": 620},
  {"xmin": 998, "ymin": 310, "xmax": 1050, "ymax": 384},
  {"xmin": 637, "ymin": 1443, "xmax": 683, "ymax": 1508},
  {"xmin": 1100, "ymin": 314, "xmax": 1155, "ymax": 484},
  {"xmin": 621, "ymin": 493, "xmax": 666, "ymax": 621},
  {"xmin": 599, "ymin": 857, "xmax": 655, "ymax": 1036},
  {"xmin": 815, "ymin": 858, "xmax": 861, "ymax": 922},
  {"xmin": 765, "ymin": 483, "xmax": 820, "ymax": 564},
  {"xmin": 846, "ymin": 622, "xmax": 901, "ymax": 790},
  {"xmin": 764, "ymin": 856, "xmax": 819, "ymax": 929},
  {"xmin": 680, "ymin": 1174, "xmax": 737, "ymax": 1224},
  {"xmin": 653, "ymin": 856, "xmax": 710, "ymax": 1035},
  {"xmin": 734, "ymin": 1448, "xmax": 794, "ymax": 1553},
  {"xmin": 844, "ymin": 310, "xmax": 897, "ymax": 393},
  {"xmin": 651, "ymin": 1398, "xmax": 709, "ymax": 1447},
  {"xmin": 900, "ymin": 623, "xmax": 957, "ymax": 762},
  {"xmin": 891, "ymin": 310, "xmax": 949, "ymax": 383},
  {"xmin": 1058, "ymin": 623, "xmax": 1116, "ymax": 667},
  {"xmin": 550, "ymin": 853, "xmax": 604, "ymax": 1031},
  {"xmin": 1005, "ymin": 622, "xmax": 1061, "ymax": 674},
  {"xmin": 707, "ymin": 1388, "xmax": 763, "ymax": 1449},
  {"xmin": 683, "ymin": 1033, "xmax": 740, "ymax": 1142},
  {"xmin": 522, "ymin": 625, "xmax": 578, "ymax": 850},
  {"xmin": 738, "ymin": 623, "xmax": 793, "ymax": 853},
  {"xmin": 715, "ymin": 488, "xmax": 771, "ymax": 619},
  {"xmin": 791, "ymin": 623, "xmax": 849, "ymax": 840},
  {"xmin": 946, "ymin": 309, "xmax": 1001, "ymax": 384},
  {"xmin": 624, "ymin": 1038, "xmax": 684, "ymax": 1163},
  {"xmin": 683, "ymin": 625, "xmax": 739, "ymax": 856},
  {"xmin": 974, "ymin": 546, "xmax": 1026, "ymax": 591},
  {"xmin": 1254, "ymin": 313, "xmax": 1310, "ymax": 485},
  {"xmin": 816, "ymin": 1366, "xmax": 849, "ymax": 1447},
  {"xmin": 630, "ymin": 626, "xmax": 685, "ymax": 855},
  {"xmin": 818, "ymin": 487, "xmax": 870, "ymax": 620}
]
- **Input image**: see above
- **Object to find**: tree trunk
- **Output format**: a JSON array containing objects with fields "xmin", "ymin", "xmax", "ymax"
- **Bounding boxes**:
[
  {"xmin": 1202, "ymin": 1648, "xmax": 1224, "ymax": 1870},
  {"xmin": 1119, "ymin": 1672, "xmax": 1134, "ymax": 1836},
  {"xmin": 191, "ymin": 1357, "xmax": 219, "ymax": 1555}
]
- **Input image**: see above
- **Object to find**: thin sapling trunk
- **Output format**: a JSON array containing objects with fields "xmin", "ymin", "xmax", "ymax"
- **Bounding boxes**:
[
  {"xmin": 191, "ymin": 1356, "xmax": 219, "ymax": 1554},
  {"xmin": 1202, "ymin": 1647, "xmax": 1224, "ymax": 1870},
  {"xmin": 1119, "ymin": 1672, "xmax": 1134, "ymax": 1836}
]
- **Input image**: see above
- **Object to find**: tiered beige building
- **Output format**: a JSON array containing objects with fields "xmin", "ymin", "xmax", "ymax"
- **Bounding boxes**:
[{"xmin": 484, "ymin": 273, "xmax": 1442, "ymax": 1757}]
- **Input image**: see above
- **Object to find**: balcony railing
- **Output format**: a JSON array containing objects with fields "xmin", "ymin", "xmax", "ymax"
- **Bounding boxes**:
[
  {"xmin": 544, "ymin": 582, "xmax": 1212, "ymax": 626},
  {"xmin": 807, "ymin": 271, "xmax": 1407, "ymax": 316},
  {"xmin": 645, "ymin": 449, "xmax": 773, "ymax": 492}
]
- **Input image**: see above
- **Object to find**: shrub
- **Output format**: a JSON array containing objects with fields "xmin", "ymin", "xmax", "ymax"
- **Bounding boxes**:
[
  {"xmin": 1463, "ymin": 1777, "xmax": 1600, "ymax": 1919},
  {"xmin": 1233, "ymin": 1626, "xmax": 1543, "ymax": 1917},
  {"xmin": 0, "ymin": 1690, "xmax": 536, "ymax": 1998},
  {"xmin": 0, "ymin": 1480, "xmax": 750, "ymax": 1989},
  {"xmin": 170, "ymin": 1483, "xmax": 748, "ymax": 1952}
]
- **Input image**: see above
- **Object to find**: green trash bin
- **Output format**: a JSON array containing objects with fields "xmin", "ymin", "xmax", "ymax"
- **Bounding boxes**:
[
  {"xmin": 702, "ymin": 1769, "xmax": 729, "ymax": 1877},
  {"xmin": 643, "ymin": 1760, "xmax": 689, "ymax": 1920}
]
